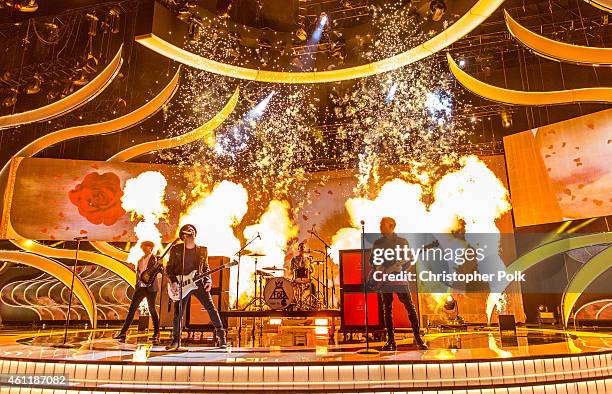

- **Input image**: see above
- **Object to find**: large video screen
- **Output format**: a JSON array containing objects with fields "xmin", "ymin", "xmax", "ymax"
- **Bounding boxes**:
[{"xmin": 504, "ymin": 109, "xmax": 612, "ymax": 227}]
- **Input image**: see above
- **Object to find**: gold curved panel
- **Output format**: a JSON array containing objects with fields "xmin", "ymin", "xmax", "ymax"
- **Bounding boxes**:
[
  {"xmin": 11, "ymin": 238, "xmax": 136, "ymax": 288},
  {"xmin": 505, "ymin": 11, "xmax": 612, "ymax": 66},
  {"xmin": 108, "ymin": 86, "xmax": 239, "ymax": 161},
  {"xmin": 0, "ymin": 46, "xmax": 123, "ymax": 130},
  {"xmin": 485, "ymin": 232, "xmax": 612, "ymax": 317},
  {"xmin": 135, "ymin": 0, "xmax": 504, "ymax": 84},
  {"xmin": 582, "ymin": 0, "xmax": 612, "ymax": 12},
  {"xmin": 0, "ymin": 250, "xmax": 97, "ymax": 327},
  {"xmin": 447, "ymin": 53, "xmax": 612, "ymax": 105},
  {"xmin": 89, "ymin": 241, "xmax": 129, "ymax": 263},
  {"xmin": 563, "ymin": 246, "xmax": 612, "ymax": 327}
]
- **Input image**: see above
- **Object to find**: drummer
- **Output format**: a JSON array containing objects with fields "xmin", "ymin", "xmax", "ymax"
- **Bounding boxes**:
[{"xmin": 290, "ymin": 241, "xmax": 311, "ymax": 274}]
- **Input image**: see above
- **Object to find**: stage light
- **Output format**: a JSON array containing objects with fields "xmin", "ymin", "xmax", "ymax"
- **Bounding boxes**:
[
  {"xmin": 308, "ymin": 13, "xmax": 329, "ymax": 47},
  {"xmin": 444, "ymin": 295, "xmax": 456, "ymax": 311},
  {"xmin": 315, "ymin": 318, "xmax": 329, "ymax": 335},
  {"xmin": 295, "ymin": 28, "xmax": 308, "ymax": 41},
  {"xmin": 72, "ymin": 70, "xmax": 89, "ymax": 86},
  {"xmin": 430, "ymin": 0, "xmax": 446, "ymax": 22},
  {"xmin": 87, "ymin": 13, "xmax": 98, "ymax": 37},
  {"xmin": 25, "ymin": 74, "xmax": 42, "ymax": 94},
  {"xmin": 187, "ymin": 21, "xmax": 201, "ymax": 44},
  {"xmin": 470, "ymin": 115, "xmax": 477, "ymax": 123},
  {"xmin": 501, "ymin": 110, "xmax": 512, "ymax": 128},
  {"xmin": 385, "ymin": 82, "xmax": 398, "ymax": 104},
  {"xmin": 458, "ymin": 58, "xmax": 466, "ymax": 68},
  {"xmin": 269, "ymin": 318, "xmax": 282, "ymax": 325}
]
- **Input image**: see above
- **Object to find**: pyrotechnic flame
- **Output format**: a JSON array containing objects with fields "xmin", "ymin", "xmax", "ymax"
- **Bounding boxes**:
[
  {"xmin": 179, "ymin": 180, "xmax": 248, "ymax": 304},
  {"xmin": 329, "ymin": 155, "xmax": 512, "ymax": 321},
  {"xmin": 121, "ymin": 171, "xmax": 168, "ymax": 265},
  {"xmin": 241, "ymin": 200, "xmax": 298, "ymax": 299}
]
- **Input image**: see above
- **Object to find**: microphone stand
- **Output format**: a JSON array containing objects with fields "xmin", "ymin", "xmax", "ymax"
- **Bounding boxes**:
[
  {"xmin": 58, "ymin": 236, "xmax": 87, "ymax": 348},
  {"xmin": 233, "ymin": 233, "xmax": 260, "ymax": 310},
  {"xmin": 310, "ymin": 229, "xmax": 334, "ymax": 309},
  {"xmin": 176, "ymin": 241, "xmax": 186, "ymax": 351},
  {"xmin": 233, "ymin": 233, "xmax": 260, "ymax": 347},
  {"xmin": 357, "ymin": 221, "xmax": 378, "ymax": 355}
]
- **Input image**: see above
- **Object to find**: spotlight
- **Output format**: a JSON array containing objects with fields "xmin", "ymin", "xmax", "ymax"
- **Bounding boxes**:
[
  {"xmin": 443, "ymin": 295, "xmax": 456, "ymax": 311},
  {"xmin": 107, "ymin": 7, "xmax": 121, "ymax": 34},
  {"xmin": 430, "ymin": 0, "xmax": 446, "ymax": 22},
  {"xmin": 86, "ymin": 13, "xmax": 98, "ymax": 37},
  {"xmin": 308, "ymin": 12, "xmax": 329, "ymax": 46},
  {"xmin": 385, "ymin": 82, "xmax": 398, "ymax": 105},
  {"xmin": 25, "ymin": 74, "xmax": 42, "ymax": 94},
  {"xmin": 458, "ymin": 58, "xmax": 466, "ymax": 68},
  {"xmin": 501, "ymin": 111, "xmax": 512, "ymax": 128}
]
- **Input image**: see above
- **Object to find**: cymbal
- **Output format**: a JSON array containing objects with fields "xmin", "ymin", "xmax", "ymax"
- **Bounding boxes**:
[
  {"xmin": 261, "ymin": 266, "xmax": 286, "ymax": 271},
  {"xmin": 245, "ymin": 251, "xmax": 266, "ymax": 257},
  {"xmin": 255, "ymin": 270, "xmax": 273, "ymax": 277}
]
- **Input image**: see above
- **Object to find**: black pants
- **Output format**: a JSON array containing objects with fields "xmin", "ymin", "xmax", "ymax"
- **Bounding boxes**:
[
  {"xmin": 172, "ymin": 284, "xmax": 223, "ymax": 342},
  {"xmin": 120, "ymin": 286, "xmax": 159, "ymax": 334},
  {"xmin": 381, "ymin": 288, "xmax": 420, "ymax": 340}
]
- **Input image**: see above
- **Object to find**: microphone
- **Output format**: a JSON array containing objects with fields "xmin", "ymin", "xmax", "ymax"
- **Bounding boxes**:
[
  {"xmin": 360, "ymin": 220, "xmax": 365, "ymax": 226},
  {"xmin": 74, "ymin": 236, "xmax": 88, "ymax": 241}
]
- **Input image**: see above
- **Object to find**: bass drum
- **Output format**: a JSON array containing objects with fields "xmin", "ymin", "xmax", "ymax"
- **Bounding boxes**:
[{"xmin": 263, "ymin": 277, "xmax": 295, "ymax": 310}]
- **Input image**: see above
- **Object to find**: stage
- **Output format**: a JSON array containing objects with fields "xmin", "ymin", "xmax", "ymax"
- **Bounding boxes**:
[{"xmin": 0, "ymin": 327, "xmax": 611, "ymax": 392}]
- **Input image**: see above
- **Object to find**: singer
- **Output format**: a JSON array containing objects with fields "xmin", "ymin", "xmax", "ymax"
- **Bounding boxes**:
[{"xmin": 165, "ymin": 224, "xmax": 226, "ymax": 350}]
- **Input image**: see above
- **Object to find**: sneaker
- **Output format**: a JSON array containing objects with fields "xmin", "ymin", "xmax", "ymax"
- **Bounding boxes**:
[{"xmin": 165, "ymin": 342, "xmax": 179, "ymax": 351}]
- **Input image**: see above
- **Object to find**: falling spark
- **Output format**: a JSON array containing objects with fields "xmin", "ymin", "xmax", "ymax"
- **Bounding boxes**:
[
  {"xmin": 121, "ymin": 171, "xmax": 168, "ymax": 264},
  {"xmin": 385, "ymin": 82, "xmax": 398, "ymax": 104}
]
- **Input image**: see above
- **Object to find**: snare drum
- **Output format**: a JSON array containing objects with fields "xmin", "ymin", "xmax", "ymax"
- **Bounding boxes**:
[{"xmin": 263, "ymin": 277, "xmax": 295, "ymax": 310}]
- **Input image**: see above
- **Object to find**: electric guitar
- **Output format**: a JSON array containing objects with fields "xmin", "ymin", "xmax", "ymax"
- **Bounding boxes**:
[
  {"xmin": 138, "ymin": 238, "xmax": 179, "ymax": 287},
  {"xmin": 167, "ymin": 260, "xmax": 238, "ymax": 301}
]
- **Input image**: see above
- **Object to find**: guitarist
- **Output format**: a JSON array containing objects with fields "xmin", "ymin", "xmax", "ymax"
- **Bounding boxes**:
[
  {"xmin": 113, "ymin": 240, "xmax": 161, "ymax": 343},
  {"xmin": 166, "ymin": 224, "xmax": 226, "ymax": 350},
  {"xmin": 370, "ymin": 217, "xmax": 427, "ymax": 351}
]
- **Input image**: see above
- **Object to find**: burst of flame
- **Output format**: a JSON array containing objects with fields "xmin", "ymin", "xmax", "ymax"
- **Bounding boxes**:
[
  {"xmin": 241, "ymin": 200, "xmax": 298, "ymax": 299},
  {"xmin": 329, "ymin": 155, "xmax": 512, "ymax": 321},
  {"xmin": 121, "ymin": 171, "xmax": 168, "ymax": 264},
  {"xmin": 179, "ymin": 180, "xmax": 248, "ymax": 304}
]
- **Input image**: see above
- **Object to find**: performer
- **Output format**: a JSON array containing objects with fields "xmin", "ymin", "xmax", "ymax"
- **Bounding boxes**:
[
  {"xmin": 290, "ymin": 241, "xmax": 310, "ymax": 274},
  {"xmin": 113, "ymin": 240, "xmax": 160, "ymax": 343},
  {"xmin": 166, "ymin": 224, "xmax": 226, "ymax": 350},
  {"xmin": 370, "ymin": 217, "xmax": 428, "ymax": 351}
]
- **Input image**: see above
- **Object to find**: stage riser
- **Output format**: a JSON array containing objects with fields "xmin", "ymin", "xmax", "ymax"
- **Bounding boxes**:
[{"xmin": 1, "ymin": 353, "xmax": 610, "ymax": 392}]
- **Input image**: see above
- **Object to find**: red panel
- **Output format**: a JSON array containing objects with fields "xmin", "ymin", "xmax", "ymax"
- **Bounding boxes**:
[
  {"xmin": 342, "ymin": 292, "xmax": 380, "ymax": 326},
  {"xmin": 340, "ymin": 250, "xmax": 370, "ymax": 285}
]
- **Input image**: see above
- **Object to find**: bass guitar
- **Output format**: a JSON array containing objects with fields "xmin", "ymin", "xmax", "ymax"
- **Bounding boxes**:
[
  {"xmin": 167, "ymin": 260, "xmax": 238, "ymax": 302},
  {"xmin": 138, "ymin": 238, "xmax": 179, "ymax": 287}
]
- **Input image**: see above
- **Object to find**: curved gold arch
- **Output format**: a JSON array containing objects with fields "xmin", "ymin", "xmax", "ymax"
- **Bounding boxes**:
[
  {"xmin": 485, "ymin": 232, "xmax": 612, "ymax": 327},
  {"xmin": 108, "ymin": 86, "xmax": 239, "ymax": 161},
  {"xmin": 505, "ymin": 11, "xmax": 612, "ymax": 66},
  {"xmin": 88, "ymin": 241, "xmax": 129, "ymax": 263},
  {"xmin": 447, "ymin": 53, "xmax": 612, "ymax": 105},
  {"xmin": 136, "ymin": 0, "xmax": 504, "ymax": 84},
  {"xmin": 0, "ymin": 46, "xmax": 123, "ymax": 130},
  {"xmin": 11, "ymin": 238, "xmax": 136, "ymax": 288},
  {"xmin": 562, "ymin": 246, "xmax": 612, "ymax": 327},
  {"xmin": 582, "ymin": 0, "xmax": 612, "ymax": 12},
  {"xmin": 0, "ymin": 250, "xmax": 97, "ymax": 327}
]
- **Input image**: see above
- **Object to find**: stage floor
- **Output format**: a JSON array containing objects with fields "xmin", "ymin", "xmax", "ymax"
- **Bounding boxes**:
[{"xmin": 0, "ymin": 327, "xmax": 611, "ymax": 392}]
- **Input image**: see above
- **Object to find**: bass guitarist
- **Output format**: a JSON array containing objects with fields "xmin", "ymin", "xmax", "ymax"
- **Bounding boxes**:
[
  {"xmin": 113, "ymin": 240, "xmax": 161, "ymax": 343},
  {"xmin": 166, "ymin": 224, "xmax": 226, "ymax": 350}
]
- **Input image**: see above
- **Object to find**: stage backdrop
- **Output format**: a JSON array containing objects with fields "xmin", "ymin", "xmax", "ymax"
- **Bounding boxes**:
[
  {"xmin": 0, "ymin": 157, "xmax": 188, "ymax": 241},
  {"xmin": 504, "ymin": 108, "xmax": 612, "ymax": 227}
]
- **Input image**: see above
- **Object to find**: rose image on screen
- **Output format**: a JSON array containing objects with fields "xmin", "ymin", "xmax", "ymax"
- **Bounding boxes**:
[{"xmin": 68, "ymin": 172, "xmax": 126, "ymax": 226}]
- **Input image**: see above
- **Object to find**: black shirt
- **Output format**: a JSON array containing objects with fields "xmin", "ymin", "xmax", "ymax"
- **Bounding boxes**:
[{"xmin": 166, "ymin": 243, "xmax": 211, "ymax": 285}]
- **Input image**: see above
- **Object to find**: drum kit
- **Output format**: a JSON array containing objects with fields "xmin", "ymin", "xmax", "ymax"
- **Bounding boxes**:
[{"xmin": 241, "ymin": 250, "xmax": 331, "ymax": 311}]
